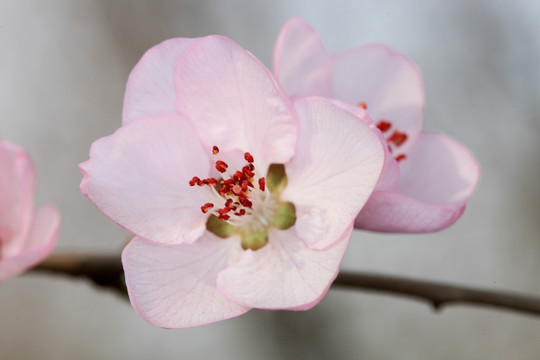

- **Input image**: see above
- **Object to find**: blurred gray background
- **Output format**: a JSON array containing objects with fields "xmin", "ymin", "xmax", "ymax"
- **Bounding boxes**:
[{"xmin": 1, "ymin": 0, "xmax": 540, "ymax": 359}]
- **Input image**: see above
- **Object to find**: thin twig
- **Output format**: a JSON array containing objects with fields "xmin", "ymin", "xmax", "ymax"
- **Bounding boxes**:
[
  {"xmin": 30, "ymin": 253, "xmax": 540, "ymax": 317},
  {"xmin": 32, "ymin": 253, "xmax": 127, "ymax": 297},
  {"xmin": 334, "ymin": 272, "xmax": 540, "ymax": 316}
]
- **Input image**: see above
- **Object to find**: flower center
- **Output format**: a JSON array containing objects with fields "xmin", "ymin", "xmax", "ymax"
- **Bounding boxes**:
[
  {"xmin": 189, "ymin": 146, "xmax": 296, "ymax": 250},
  {"xmin": 358, "ymin": 102, "xmax": 408, "ymax": 162}
]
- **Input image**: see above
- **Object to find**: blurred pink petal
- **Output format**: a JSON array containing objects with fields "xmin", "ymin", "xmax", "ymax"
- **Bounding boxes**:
[
  {"xmin": 0, "ymin": 140, "xmax": 59, "ymax": 282},
  {"xmin": 273, "ymin": 18, "xmax": 332, "ymax": 97},
  {"xmin": 123, "ymin": 38, "xmax": 197, "ymax": 126},
  {"xmin": 355, "ymin": 133, "xmax": 480, "ymax": 232}
]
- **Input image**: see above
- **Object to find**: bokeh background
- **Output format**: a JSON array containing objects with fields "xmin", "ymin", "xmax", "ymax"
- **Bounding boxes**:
[{"xmin": 1, "ymin": 0, "xmax": 540, "ymax": 359}]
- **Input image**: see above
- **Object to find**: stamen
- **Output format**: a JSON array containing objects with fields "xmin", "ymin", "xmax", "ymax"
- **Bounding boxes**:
[
  {"xmin": 395, "ymin": 154, "xmax": 407, "ymax": 162},
  {"xmin": 387, "ymin": 130, "xmax": 408, "ymax": 147},
  {"xmin": 215, "ymin": 160, "xmax": 228, "ymax": 173},
  {"xmin": 201, "ymin": 203, "xmax": 214, "ymax": 213},
  {"xmin": 376, "ymin": 120, "xmax": 392, "ymax": 132},
  {"xmin": 192, "ymin": 145, "xmax": 267, "ymax": 221}
]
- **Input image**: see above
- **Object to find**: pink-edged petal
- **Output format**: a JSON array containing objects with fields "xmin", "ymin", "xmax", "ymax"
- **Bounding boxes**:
[
  {"xmin": 397, "ymin": 132, "xmax": 480, "ymax": 204},
  {"xmin": 217, "ymin": 225, "xmax": 351, "ymax": 310},
  {"xmin": 354, "ymin": 191, "xmax": 466, "ymax": 233},
  {"xmin": 0, "ymin": 140, "xmax": 35, "ymax": 256},
  {"xmin": 122, "ymin": 38, "xmax": 197, "ymax": 126},
  {"xmin": 326, "ymin": 98, "xmax": 372, "ymax": 126},
  {"xmin": 80, "ymin": 115, "xmax": 211, "ymax": 245},
  {"xmin": 0, "ymin": 205, "xmax": 59, "ymax": 282},
  {"xmin": 331, "ymin": 44, "xmax": 424, "ymax": 155},
  {"xmin": 273, "ymin": 18, "xmax": 332, "ymax": 97},
  {"xmin": 175, "ymin": 35, "xmax": 298, "ymax": 171},
  {"xmin": 374, "ymin": 140, "xmax": 400, "ymax": 192},
  {"xmin": 280, "ymin": 97, "xmax": 384, "ymax": 250},
  {"xmin": 122, "ymin": 233, "xmax": 249, "ymax": 328}
]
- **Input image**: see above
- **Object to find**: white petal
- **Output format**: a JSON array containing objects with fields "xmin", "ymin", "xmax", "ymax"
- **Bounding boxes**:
[
  {"xmin": 281, "ymin": 97, "xmax": 385, "ymax": 250},
  {"xmin": 80, "ymin": 115, "xmax": 211, "ymax": 245},
  {"xmin": 123, "ymin": 38, "xmax": 197, "ymax": 125},
  {"xmin": 174, "ymin": 35, "xmax": 298, "ymax": 171},
  {"xmin": 217, "ymin": 225, "xmax": 351, "ymax": 309},
  {"xmin": 123, "ymin": 234, "xmax": 249, "ymax": 328}
]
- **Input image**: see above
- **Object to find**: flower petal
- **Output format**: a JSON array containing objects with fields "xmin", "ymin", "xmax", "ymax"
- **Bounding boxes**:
[
  {"xmin": 273, "ymin": 18, "xmax": 332, "ymax": 97},
  {"xmin": 355, "ymin": 133, "xmax": 479, "ymax": 233},
  {"xmin": 80, "ymin": 115, "xmax": 211, "ymax": 245},
  {"xmin": 331, "ymin": 44, "xmax": 424, "ymax": 155},
  {"xmin": 374, "ymin": 142, "xmax": 400, "ymax": 192},
  {"xmin": 216, "ymin": 225, "xmax": 351, "ymax": 309},
  {"xmin": 280, "ymin": 97, "xmax": 385, "ymax": 250},
  {"xmin": 0, "ymin": 205, "xmax": 59, "ymax": 282},
  {"xmin": 175, "ymin": 35, "xmax": 298, "ymax": 171},
  {"xmin": 354, "ymin": 191, "xmax": 466, "ymax": 233},
  {"xmin": 122, "ymin": 38, "xmax": 197, "ymax": 126},
  {"xmin": 122, "ymin": 234, "xmax": 249, "ymax": 328},
  {"xmin": 397, "ymin": 132, "xmax": 480, "ymax": 204},
  {"xmin": 0, "ymin": 140, "xmax": 35, "ymax": 256}
]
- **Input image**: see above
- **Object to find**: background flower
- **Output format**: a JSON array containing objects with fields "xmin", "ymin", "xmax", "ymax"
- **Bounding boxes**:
[
  {"xmin": 273, "ymin": 18, "xmax": 480, "ymax": 233},
  {"xmin": 0, "ymin": 140, "xmax": 59, "ymax": 282}
]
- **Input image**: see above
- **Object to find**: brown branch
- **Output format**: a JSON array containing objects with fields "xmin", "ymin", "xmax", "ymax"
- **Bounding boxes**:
[
  {"xmin": 334, "ymin": 272, "xmax": 540, "ymax": 316},
  {"xmin": 30, "ymin": 253, "xmax": 540, "ymax": 317},
  {"xmin": 32, "ymin": 253, "xmax": 127, "ymax": 297}
]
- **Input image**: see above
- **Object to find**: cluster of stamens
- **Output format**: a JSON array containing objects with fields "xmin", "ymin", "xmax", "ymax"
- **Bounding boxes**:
[
  {"xmin": 189, "ymin": 146, "xmax": 266, "ymax": 222},
  {"xmin": 358, "ymin": 102, "xmax": 408, "ymax": 162}
]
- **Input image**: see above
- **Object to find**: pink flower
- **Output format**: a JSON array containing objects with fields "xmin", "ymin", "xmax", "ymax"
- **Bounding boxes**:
[
  {"xmin": 80, "ymin": 36, "xmax": 385, "ymax": 328},
  {"xmin": 273, "ymin": 18, "xmax": 480, "ymax": 233},
  {"xmin": 0, "ymin": 140, "xmax": 60, "ymax": 282}
]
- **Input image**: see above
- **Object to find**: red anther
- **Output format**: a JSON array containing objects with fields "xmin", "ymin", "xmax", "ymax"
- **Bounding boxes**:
[
  {"xmin": 242, "ymin": 166, "xmax": 254, "ymax": 178},
  {"xmin": 215, "ymin": 160, "xmax": 228, "ymax": 173},
  {"xmin": 202, "ymin": 179, "xmax": 209, "ymax": 185},
  {"xmin": 196, "ymin": 180, "xmax": 204, "ymax": 186},
  {"xmin": 207, "ymin": 178, "xmax": 218, "ymax": 186},
  {"xmin": 376, "ymin": 120, "xmax": 392, "ymax": 132},
  {"xmin": 358, "ymin": 102, "xmax": 367, "ymax": 110},
  {"xmin": 395, "ymin": 154, "xmax": 407, "ymax": 162},
  {"xmin": 218, "ymin": 214, "xmax": 230, "ymax": 221},
  {"xmin": 387, "ymin": 130, "xmax": 408, "ymax": 147},
  {"xmin": 248, "ymin": 163, "xmax": 255, "ymax": 171},
  {"xmin": 241, "ymin": 183, "xmax": 248, "ymax": 192},
  {"xmin": 212, "ymin": 146, "xmax": 219, "ymax": 155},
  {"xmin": 189, "ymin": 176, "xmax": 200, "ymax": 186},
  {"xmin": 225, "ymin": 198, "xmax": 233, "ymax": 207},
  {"xmin": 244, "ymin": 152, "xmax": 254, "ymax": 163},
  {"xmin": 258, "ymin": 177, "xmax": 266, "ymax": 191},
  {"xmin": 218, "ymin": 207, "xmax": 231, "ymax": 215},
  {"xmin": 240, "ymin": 198, "xmax": 253, "ymax": 208},
  {"xmin": 234, "ymin": 209, "xmax": 246, "ymax": 216},
  {"xmin": 232, "ymin": 184, "xmax": 242, "ymax": 195},
  {"xmin": 233, "ymin": 171, "xmax": 245, "ymax": 182},
  {"xmin": 201, "ymin": 203, "xmax": 214, "ymax": 214}
]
